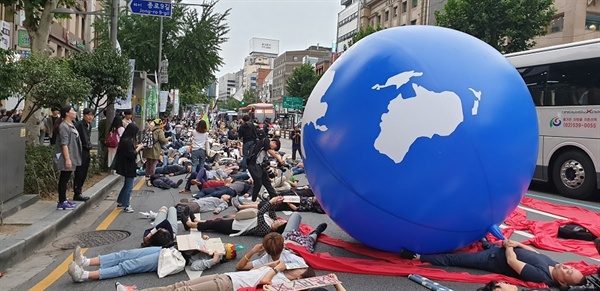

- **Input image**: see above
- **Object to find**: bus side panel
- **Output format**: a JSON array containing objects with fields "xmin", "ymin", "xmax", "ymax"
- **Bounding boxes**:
[{"xmin": 533, "ymin": 136, "xmax": 546, "ymax": 182}]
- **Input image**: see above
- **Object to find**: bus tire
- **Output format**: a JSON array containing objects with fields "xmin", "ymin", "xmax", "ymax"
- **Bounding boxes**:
[{"xmin": 551, "ymin": 150, "xmax": 597, "ymax": 200}]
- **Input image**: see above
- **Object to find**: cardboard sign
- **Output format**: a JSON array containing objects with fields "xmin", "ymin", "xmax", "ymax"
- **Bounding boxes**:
[
  {"xmin": 282, "ymin": 196, "xmax": 300, "ymax": 203},
  {"xmin": 177, "ymin": 235, "xmax": 225, "ymax": 254},
  {"xmin": 267, "ymin": 275, "xmax": 341, "ymax": 291},
  {"xmin": 285, "ymin": 262, "xmax": 308, "ymax": 270}
]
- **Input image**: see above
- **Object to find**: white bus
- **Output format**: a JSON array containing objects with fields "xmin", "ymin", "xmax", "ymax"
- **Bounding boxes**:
[{"xmin": 505, "ymin": 39, "xmax": 600, "ymax": 200}]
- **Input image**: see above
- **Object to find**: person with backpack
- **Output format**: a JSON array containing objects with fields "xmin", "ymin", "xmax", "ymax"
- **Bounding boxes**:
[
  {"xmin": 106, "ymin": 115, "xmax": 124, "ymax": 171},
  {"xmin": 142, "ymin": 119, "xmax": 170, "ymax": 186},
  {"xmin": 114, "ymin": 123, "xmax": 144, "ymax": 213},
  {"xmin": 238, "ymin": 115, "xmax": 258, "ymax": 172},
  {"xmin": 248, "ymin": 137, "xmax": 285, "ymax": 202}
]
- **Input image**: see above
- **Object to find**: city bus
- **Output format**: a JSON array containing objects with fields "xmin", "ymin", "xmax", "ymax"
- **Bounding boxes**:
[
  {"xmin": 505, "ymin": 39, "xmax": 600, "ymax": 200},
  {"xmin": 238, "ymin": 103, "xmax": 276, "ymax": 123}
]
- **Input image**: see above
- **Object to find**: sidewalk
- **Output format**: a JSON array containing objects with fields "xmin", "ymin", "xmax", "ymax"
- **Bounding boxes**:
[{"xmin": 0, "ymin": 174, "xmax": 122, "ymax": 272}]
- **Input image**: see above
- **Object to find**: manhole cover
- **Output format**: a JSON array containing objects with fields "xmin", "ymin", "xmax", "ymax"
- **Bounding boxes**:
[
  {"xmin": 132, "ymin": 190, "xmax": 155, "ymax": 196},
  {"xmin": 52, "ymin": 230, "xmax": 131, "ymax": 250}
]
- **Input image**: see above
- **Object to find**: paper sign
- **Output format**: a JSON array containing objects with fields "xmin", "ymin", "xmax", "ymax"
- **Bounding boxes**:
[
  {"xmin": 267, "ymin": 275, "xmax": 341, "ymax": 291},
  {"xmin": 176, "ymin": 235, "xmax": 225, "ymax": 254},
  {"xmin": 282, "ymin": 196, "xmax": 300, "ymax": 203},
  {"xmin": 285, "ymin": 262, "xmax": 308, "ymax": 270},
  {"xmin": 20, "ymin": 128, "xmax": 26, "ymax": 137}
]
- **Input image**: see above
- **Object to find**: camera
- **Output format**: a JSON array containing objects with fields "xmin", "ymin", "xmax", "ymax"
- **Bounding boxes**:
[{"xmin": 266, "ymin": 166, "xmax": 276, "ymax": 179}]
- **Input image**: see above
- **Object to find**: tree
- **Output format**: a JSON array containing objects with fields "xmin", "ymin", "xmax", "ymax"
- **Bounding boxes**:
[
  {"xmin": 435, "ymin": 0, "xmax": 555, "ymax": 53},
  {"xmin": 0, "ymin": 52, "xmax": 92, "ymax": 144},
  {"xmin": 94, "ymin": 2, "xmax": 230, "ymax": 94},
  {"xmin": 344, "ymin": 25, "xmax": 382, "ymax": 50},
  {"xmin": 178, "ymin": 85, "xmax": 212, "ymax": 108},
  {"xmin": 0, "ymin": 0, "xmax": 76, "ymax": 144},
  {"xmin": 68, "ymin": 44, "xmax": 131, "ymax": 115},
  {"xmin": 286, "ymin": 64, "xmax": 321, "ymax": 103}
]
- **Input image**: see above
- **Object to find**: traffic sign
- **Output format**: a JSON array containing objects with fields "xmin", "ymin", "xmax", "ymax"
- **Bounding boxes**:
[
  {"xmin": 283, "ymin": 96, "xmax": 303, "ymax": 110},
  {"xmin": 129, "ymin": 0, "xmax": 172, "ymax": 17}
]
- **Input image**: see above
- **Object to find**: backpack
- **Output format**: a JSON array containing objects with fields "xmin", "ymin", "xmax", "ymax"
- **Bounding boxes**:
[
  {"xmin": 557, "ymin": 224, "xmax": 597, "ymax": 241},
  {"xmin": 142, "ymin": 129, "xmax": 157, "ymax": 149},
  {"xmin": 105, "ymin": 130, "xmax": 119, "ymax": 148},
  {"xmin": 247, "ymin": 137, "xmax": 269, "ymax": 166}
]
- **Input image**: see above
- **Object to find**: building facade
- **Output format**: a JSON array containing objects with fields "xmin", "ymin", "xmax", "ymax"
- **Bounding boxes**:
[
  {"xmin": 272, "ymin": 45, "xmax": 332, "ymax": 105},
  {"xmin": 217, "ymin": 73, "xmax": 236, "ymax": 101},
  {"xmin": 242, "ymin": 55, "xmax": 272, "ymax": 90},
  {"xmin": 337, "ymin": 0, "xmax": 360, "ymax": 52},
  {"xmin": 360, "ymin": 0, "xmax": 429, "ymax": 29},
  {"xmin": 258, "ymin": 70, "xmax": 273, "ymax": 103},
  {"xmin": 533, "ymin": 0, "xmax": 600, "ymax": 48}
]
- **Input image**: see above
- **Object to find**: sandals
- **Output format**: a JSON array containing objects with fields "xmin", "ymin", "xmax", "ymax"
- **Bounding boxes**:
[{"xmin": 179, "ymin": 189, "xmax": 191, "ymax": 194}]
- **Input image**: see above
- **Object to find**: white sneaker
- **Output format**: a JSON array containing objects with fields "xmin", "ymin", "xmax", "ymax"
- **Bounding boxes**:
[
  {"xmin": 73, "ymin": 246, "xmax": 86, "ymax": 266},
  {"xmin": 68, "ymin": 261, "xmax": 85, "ymax": 283},
  {"xmin": 148, "ymin": 210, "xmax": 157, "ymax": 219},
  {"xmin": 124, "ymin": 206, "xmax": 134, "ymax": 213},
  {"xmin": 138, "ymin": 211, "xmax": 158, "ymax": 219}
]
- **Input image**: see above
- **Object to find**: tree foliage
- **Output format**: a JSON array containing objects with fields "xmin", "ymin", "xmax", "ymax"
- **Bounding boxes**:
[
  {"xmin": 286, "ymin": 64, "xmax": 321, "ymax": 103},
  {"xmin": 0, "ymin": 51, "xmax": 91, "ymax": 124},
  {"xmin": 435, "ymin": 0, "xmax": 556, "ymax": 53},
  {"xmin": 179, "ymin": 84, "xmax": 212, "ymax": 108},
  {"xmin": 94, "ymin": 1, "xmax": 230, "ymax": 94},
  {"xmin": 345, "ymin": 25, "xmax": 382, "ymax": 50},
  {"xmin": 68, "ymin": 44, "xmax": 131, "ymax": 114}
]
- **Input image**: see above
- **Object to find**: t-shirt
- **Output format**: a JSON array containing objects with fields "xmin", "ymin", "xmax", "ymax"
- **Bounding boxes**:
[
  {"xmin": 251, "ymin": 249, "xmax": 306, "ymax": 268},
  {"xmin": 516, "ymin": 249, "xmax": 557, "ymax": 286},
  {"xmin": 225, "ymin": 266, "xmax": 289, "ymax": 290},
  {"xmin": 143, "ymin": 219, "xmax": 175, "ymax": 241},
  {"xmin": 192, "ymin": 131, "xmax": 208, "ymax": 151}
]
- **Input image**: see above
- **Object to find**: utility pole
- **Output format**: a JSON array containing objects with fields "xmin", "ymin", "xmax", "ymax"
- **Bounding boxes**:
[
  {"xmin": 157, "ymin": 16, "xmax": 164, "ymax": 102},
  {"xmin": 106, "ymin": 0, "xmax": 119, "ymax": 140}
]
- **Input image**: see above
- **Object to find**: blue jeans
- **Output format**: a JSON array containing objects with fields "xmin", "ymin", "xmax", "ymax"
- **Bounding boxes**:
[
  {"xmin": 117, "ymin": 177, "xmax": 134, "ymax": 208},
  {"xmin": 194, "ymin": 186, "xmax": 234, "ymax": 199},
  {"xmin": 191, "ymin": 148, "xmax": 206, "ymax": 173},
  {"xmin": 98, "ymin": 246, "xmax": 161, "ymax": 279},
  {"xmin": 162, "ymin": 155, "xmax": 180, "ymax": 166},
  {"xmin": 230, "ymin": 172, "xmax": 250, "ymax": 181},
  {"xmin": 153, "ymin": 206, "xmax": 179, "ymax": 233},
  {"xmin": 292, "ymin": 167, "xmax": 305, "ymax": 175},
  {"xmin": 185, "ymin": 170, "xmax": 208, "ymax": 191}
]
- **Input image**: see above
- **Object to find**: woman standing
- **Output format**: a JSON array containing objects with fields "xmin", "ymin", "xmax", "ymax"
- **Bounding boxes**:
[
  {"xmin": 54, "ymin": 105, "xmax": 82, "ymax": 210},
  {"xmin": 106, "ymin": 115, "xmax": 124, "ymax": 170},
  {"xmin": 114, "ymin": 123, "xmax": 144, "ymax": 213},
  {"xmin": 142, "ymin": 119, "xmax": 169, "ymax": 186},
  {"xmin": 190, "ymin": 120, "xmax": 208, "ymax": 173}
]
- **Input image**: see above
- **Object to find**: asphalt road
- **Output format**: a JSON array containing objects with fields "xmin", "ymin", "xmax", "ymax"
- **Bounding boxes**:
[{"xmin": 7, "ymin": 138, "xmax": 600, "ymax": 291}]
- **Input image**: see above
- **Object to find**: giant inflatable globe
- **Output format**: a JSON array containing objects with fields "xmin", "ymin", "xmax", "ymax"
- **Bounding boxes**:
[{"xmin": 301, "ymin": 26, "xmax": 538, "ymax": 254}]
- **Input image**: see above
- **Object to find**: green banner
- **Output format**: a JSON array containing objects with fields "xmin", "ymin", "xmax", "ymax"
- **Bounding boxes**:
[{"xmin": 18, "ymin": 30, "xmax": 30, "ymax": 48}]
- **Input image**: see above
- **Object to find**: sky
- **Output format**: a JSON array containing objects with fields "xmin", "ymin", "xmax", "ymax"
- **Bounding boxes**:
[{"xmin": 190, "ymin": 0, "xmax": 343, "ymax": 78}]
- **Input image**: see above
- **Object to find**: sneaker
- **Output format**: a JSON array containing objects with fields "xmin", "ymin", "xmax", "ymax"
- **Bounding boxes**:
[
  {"xmin": 399, "ymin": 248, "xmax": 417, "ymax": 260},
  {"xmin": 57, "ymin": 201, "xmax": 76, "ymax": 210},
  {"xmin": 65, "ymin": 200, "xmax": 77, "ymax": 206},
  {"xmin": 231, "ymin": 196, "xmax": 241, "ymax": 211},
  {"xmin": 73, "ymin": 246, "xmax": 86, "ymax": 266},
  {"xmin": 176, "ymin": 179, "xmax": 184, "ymax": 187},
  {"xmin": 123, "ymin": 206, "xmax": 134, "ymax": 213},
  {"xmin": 67, "ymin": 261, "xmax": 85, "ymax": 283},
  {"xmin": 148, "ymin": 210, "xmax": 157, "ymax": 220},
  {"xmin": 138, "ymin": 211, "xmax": 151, "ymax": 219},
  {"xmin": 117, "ymin": 203, "xmax": 123, "ymax": 208},
  {"xmin": 309, "ymin": 223, "xmax": 328, "ymax": 236}
]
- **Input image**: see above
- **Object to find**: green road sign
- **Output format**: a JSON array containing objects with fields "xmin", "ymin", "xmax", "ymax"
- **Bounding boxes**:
[{"xmin": 283, "ymin": 96, "xmax": 303, "ymax": 110}]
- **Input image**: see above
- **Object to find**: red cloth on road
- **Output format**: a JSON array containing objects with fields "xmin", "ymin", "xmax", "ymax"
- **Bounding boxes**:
[{"xmin": 286, "ymin": 197, "xmax": 599, "ymax": 289}]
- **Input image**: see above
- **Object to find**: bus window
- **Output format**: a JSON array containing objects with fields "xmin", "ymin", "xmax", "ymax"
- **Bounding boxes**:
[
  {"xmin": 546, "ymin": 58, "xmax": 600, "ymax": 106},
  {"xmin": 518, "ymin": 65, "xmax": 548, "ymax": 106}
]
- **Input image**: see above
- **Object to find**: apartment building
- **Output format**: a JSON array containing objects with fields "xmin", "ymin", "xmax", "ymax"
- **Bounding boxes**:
[
  {"xmin": 271, "ymin": 45, "xmax": 331, "ymax": 105},
  {"xmin": 217, "ymin": 73, "xmax": 236, "ymax": 101},
  {"xmin": 360, "ymin": 0, "xmax": 429, "ymax": 29},
  {"xmin": 242, "ymin": 55, "xmax": 272, "ymax": 90},
  {"xmin": 534, "ymin": 0, "xmax": 600, "ymax": 48},
  {"xmin": 258, "ymin": 70, "xmax": 273, "ymax": 103},
  {"xmin": 337, "ymin": 0, "xmax": 360, "ymax": 52}
]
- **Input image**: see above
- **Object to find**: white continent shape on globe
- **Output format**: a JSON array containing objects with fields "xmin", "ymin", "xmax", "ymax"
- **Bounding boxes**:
[{"xmin": 373, "ymin": 71, "xmax": 482, "ymax": 163}]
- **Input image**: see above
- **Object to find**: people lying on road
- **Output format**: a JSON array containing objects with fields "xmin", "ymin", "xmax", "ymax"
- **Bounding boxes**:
[
  {"xmin": 271, "ymin": 168, "xmax": 298, "ymax": 192},
  {"xmin": 139, "ymin": 260, "xmax": 314, "ymax": 291},
  {"xmin": 149, "ymin": 175, "xmax": 184, "ymax": 190},
  {"xmin": 67, "ymin": 234, "xmax": 234, "ymax": 283},
  {"xmin": 193, "ymin": 179, "xmax": 253, "ymax": 199},
  {"xmin": 235, "ymin": 232, "xmax": 305, "ymax": 271},
  {"xmin": 262, "ymin": 273, "xmax": 347, "ymax": 291},
  {"xmin": 231, "ymin": 194, "xmax": 325, "ymax": 214},
  {"xmin": 141, "ymin": 206, "xmax": 177, "ymax": 248},
  {"xmin": 179, "ymin": 167, "xmax": 238, "ymax": 194},
  {"xmin": 175, "ymin": 194, "xmax": 232, "ymax": 215},
  {"xmin": 181, "ymin": 196, "xmax": 287, "ymax": 237},
  {"xmin": 399, "ymin": 239, "xmax": 585, "ymax": 288}
]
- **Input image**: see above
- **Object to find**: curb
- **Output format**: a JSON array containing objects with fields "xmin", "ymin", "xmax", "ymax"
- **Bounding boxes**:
[{"xmin": 0, "ymin": 174, "xmax": 123, "ymax": 272}]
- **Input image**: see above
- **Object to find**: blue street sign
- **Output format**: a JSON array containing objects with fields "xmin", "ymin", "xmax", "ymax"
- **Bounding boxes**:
[{"xmin": 129, "ymin": 0, "xmax": 172, "ymax": 17}]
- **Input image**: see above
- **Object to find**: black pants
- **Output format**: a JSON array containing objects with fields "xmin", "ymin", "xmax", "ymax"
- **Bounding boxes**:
[
  {"xmin": 197, "ymin": 218, "xmax": 235, "ymax": 234},
  {"xmin": 292, "ymin": 146, "xmax": 302, "ymax": 161},
  {"xmin": 248, "ymin": 164, "xmax": 277, "ymax": 202},
  {"xmin": 73, "ymin": 149, "xmax": 91, "ymax": 196},
  {"xmin": 58, "ymin": 171, "xmax": 72, "ymax": 202}
]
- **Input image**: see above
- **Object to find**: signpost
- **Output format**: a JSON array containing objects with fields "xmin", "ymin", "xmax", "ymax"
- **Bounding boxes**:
[
  {"xmin": 129, "ymin": 0, "xmax": 172, "ymax": 17},
  {"xmin": 283, "ymin": 96, "xmax": 304, "ymax": 110}
]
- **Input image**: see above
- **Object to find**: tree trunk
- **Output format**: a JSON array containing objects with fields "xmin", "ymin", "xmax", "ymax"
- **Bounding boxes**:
[{"xmin": 21, "ymin": 0, "xmax": 59, "ymax": 146}]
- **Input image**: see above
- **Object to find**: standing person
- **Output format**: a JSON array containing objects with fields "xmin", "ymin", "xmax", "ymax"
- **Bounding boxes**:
[
  {"xmin": 237, "ymin": 115, "xmax": 257, "ymax": 172},
  {"xmin": 72, "ymin": 108, "xmax": 94, "ymax": 202},
  {"xmin": 248, "ymin": 138, "xmax": 285, "ymax": 202},
  {"xmin": 39, "ymin": 111, "xmax": 47, "ymax": 145},
  {"xmin": 47, "ymin": 108, "xmax": 61, "ymax": 145},
  {"xmin": 142, "ymin": 119, "xmax": 169, "ymax": 186},
  {"xmin": 122, "ymin": 109, "xmax": 133, "ymax": 128},
  {"xmin": 114, "ymin": 123, "xmax": 144, "ymax": 213},
  {"xmin": 53, "ymin": 105, "xmax": 82, "ymax": 210},
  {"xmin": 106, "ymin": 115, "xmax": 124, "ymax": 170},
  {"xmin": 291, "ymin": 125, "xmax": 302, "ymax": 162},
  {"xmin": 190, "ymin": 120, "xmax": 208, "ymax": 173}
]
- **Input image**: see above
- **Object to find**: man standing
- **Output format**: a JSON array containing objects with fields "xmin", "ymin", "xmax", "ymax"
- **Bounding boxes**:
[
  {"xmin": 46, "ymin": 108, "xmax": 61, "ymax": 145},
  {"xmin": 237, "ymin": 115, "xmax": 257, "ymax": 172},
  {"xmin": 248, "ymin": 137, "xmax": 285, "ymax": 202},
  {"xmin": 122, "ymin": 109, "xmax": 133, "ymax": 128},
  {"xmin": 73, "ymin": 108, "xmax": 93, "ymax": 202},
  {"xmin": 291, "ymin": 125, "xmax": 302, "ymax": 162}
]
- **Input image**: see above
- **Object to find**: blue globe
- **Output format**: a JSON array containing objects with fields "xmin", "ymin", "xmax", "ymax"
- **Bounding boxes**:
[{"xmin": 301, "ymin": 26, "xmax": 538, "ymax": 254}]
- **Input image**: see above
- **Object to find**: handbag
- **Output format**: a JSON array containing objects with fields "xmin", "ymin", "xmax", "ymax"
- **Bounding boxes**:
[{"xmin": 157, "ymin": 248, "xmax": 185, "ymax": 278}]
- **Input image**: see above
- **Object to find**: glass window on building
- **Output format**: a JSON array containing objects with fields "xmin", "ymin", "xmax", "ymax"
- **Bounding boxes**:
[
  {"xmin": 293, "ymin": 56, "xmax": 298, "ymax": 61},
  {"xmin": 385, "ymin": 11, "xmax": 389, "ymax": 22},
  {"xmin": 394, "ymin": 6, "xmax": 398, "ymax": 17},
  {"xmin": 412, "ymin": 0, "xmax": 418, "ymax": 8},
  {"xmin": 585, "ymin": 13, "xmax": 600, "ymax": 31},
  {"xmin": 410, "ymin": 19, "xmax": 417, "ymax": 25},
  {"xmin": 402, "ymin": 1, "xmax": 407, "ymax": 12},
  {"xmin": 549, "ymin": 15, "xmax": 564, "ymax": 33}
]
